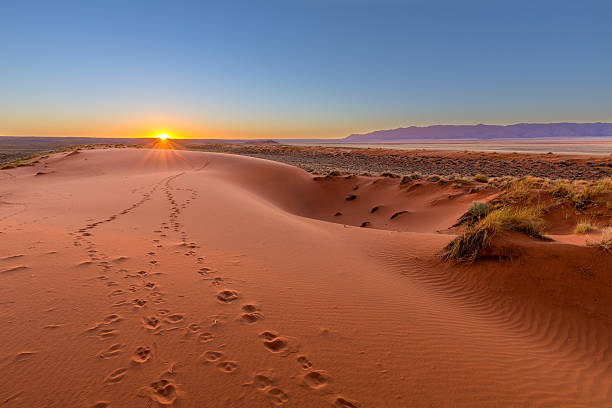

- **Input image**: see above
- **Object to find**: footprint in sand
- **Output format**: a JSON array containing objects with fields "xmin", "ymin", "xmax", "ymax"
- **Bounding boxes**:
[
  {"xmin": 144, "ymin": 282, "xmax": 157, "ymax": 290},
  {"xmin": 198, "ymin": 332, "xmax": 213, "ymax": 343},
  {"xmin": 217, "ymin": 361, "xmax": 239, "ymax": 373},
  {"xmin": 301, "ymin": 370, "xmax": 333, "ymax": 391},
  {"xmin": 297, "ymin": 355, "xmax": 313, "ymax": 369},
  {"xmin": 97, "ymin": 328, "xmax": 119, "ymax": 339},
  {"xmin": 258, "ymin": 331, "xmax": 298, "ymax": 356},
  {"xmin": 98, "ymin": 344, "xmax": 124, "ymax": 359},
  {"xmin": 143, "ymin": 379, "xmax": 178, "ymax": 405},
  {"xmin": 333, "ymin": 396, "xmax": 361, "ymax": 407},
  {"xmin": 104, "ymin": 368, "xmax": 127, "ymax": 384},
  {"xmin": 142, "ymin": 316, "xmax": 161, "ymax": 330},
  {"xmin": 200, "ymin": 350, "xmax": 224, "ymax": 363},
  {"xmin": 267, "ymin": 388, "xmax": 289, "ymax": 406},
  {"xmin": 249, "ymin": 370, "xmax": 277, "ymax": 390},
  {"xmin": 240, "ymin": 304, "xmax": 264, "ymax": 323},
  {"xmin": 163, "ymin": 314, "xmax": 184, "ymax": 324},
  {"xmin": 216, "ymin": 289, "xmax": 239, "ymax": 304},
  {"xmin": 132, "ymin": 298, "xmax": 147, "ymax": 308},
  {"xmin": 103, "ymin": 314, "xmax": 122, "ymax": 324},
  {"xmin": 131, "ymin": 346, "xmax": 152, "ymax": 364}
]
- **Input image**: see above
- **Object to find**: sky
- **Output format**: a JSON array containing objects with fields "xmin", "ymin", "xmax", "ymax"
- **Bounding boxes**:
[{"xmin": 1, "ymin": 0, "xmax": 611, "ymax": 139}]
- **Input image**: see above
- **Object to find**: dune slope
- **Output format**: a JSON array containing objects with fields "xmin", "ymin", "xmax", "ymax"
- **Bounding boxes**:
[{"xmin": 0, "ymin": 148, "xmax": 610, "ymax": 408}]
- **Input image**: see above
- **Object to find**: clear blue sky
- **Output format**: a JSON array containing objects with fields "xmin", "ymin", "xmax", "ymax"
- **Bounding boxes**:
[{"xmin": 1, "ymin": 0, "xmax": 611, "ymax": 138}]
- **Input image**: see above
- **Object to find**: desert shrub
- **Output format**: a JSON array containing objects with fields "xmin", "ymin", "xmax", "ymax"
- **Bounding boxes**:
[
  {"xmin": 507, "ymin": 176, "xmax": 543, "ymax": 200},
  {"xmin": 443, "ymin": 205, "xmax": 547, "ymax": 262},
  {"xmin": 481, "ymin": 206, "xmax": 545, "ymax": 238},
  {"xmin": 452, "ymin": 201, "xmax": 490, "ymax": 227},
  {"xmin": 380, "ymin": 171, "xmax": 399, "ymax": 178},
  {"xmin": 550, "ymin": 181, "xmax": 573, "ymax": 199},
  {"xmin": 441, "ymin": 226, "xmax": 493, "ymax": 263},
  {"xmin": 593, "ymin": 178, "xmax": 612, "ymax": 194},
  {"xmin": 574, "ymin": 220, "xmax": 595, "ymax": 234},
  {"xmin": 586, "ymin": 228, "xmax": 612, "ymax": 252},
  {"xmin": 572, "ymin": 186, "xmax": 594, "ymax": 210},
  {"xmin": 473, "ymin": 173, "xmax": 488, "ymax": 183},
  {"xmin": 327, "ymin": 169, "xmax": 343, "ymax": 177},
  {"xmin": 427, "ymin": 175, "xmax": 440, "ymax": 182}
]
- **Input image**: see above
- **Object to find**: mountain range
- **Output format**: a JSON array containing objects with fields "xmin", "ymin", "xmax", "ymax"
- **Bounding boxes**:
[{"xmin": 345, "ymin": 123, "xmax": 612, "ymax": 142}]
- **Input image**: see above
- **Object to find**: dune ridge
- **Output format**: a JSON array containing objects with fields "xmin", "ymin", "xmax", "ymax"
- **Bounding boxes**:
[{"xmin": 0, "ymin": 148, "xmax": 610, "ymax": 407}]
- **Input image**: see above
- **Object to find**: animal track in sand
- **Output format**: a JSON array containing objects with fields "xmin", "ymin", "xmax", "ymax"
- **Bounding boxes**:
[
  {"xmin": 241, "ymin": 304, "xmax": 264, "ymax": 323},
  {"xmin": 143, "ymin": 316, "xmax": 161, "ymax": 330},
  {"xmin": 97, "ymin": 328, "xmax": 118, "ymax": 339},
  {"xmin": 103, "ymin": 314, "xmax": 122, "ymax": 324},
  {"xmin": 267, "ymin": 388, "xmax": 289, "ymax": 405},
  {"xmin": 258, "ymin": 331, "xmax": 298, "ymax": 356},
  {"xmin": 201, "ymin": 350, "xmax": 224, "ymax": 363},
  {"xmin": 132, "ymin": 298, "xmax": 147, "ymax": 308},
  {"xmin": 144, "ymin": 282, "xmax": 157, "ymax": 290},
  {"xmin": 198, "ymin": 332, "xmax": 213, "ymax": 343},
  {"xmin": 250, "ymin": 370, "xmax": 277, "ymax": 390},
  {"xmin": 301, "ymin": 370, "xmax": 333, "ymax": 391},
  {"xmin": 217, "ymin": 361, "xmax": 239, "ymax": 373},
  {"xmin": 131, "ymin": 346, "xmax": 152, "ymax": 364},
  {"xmin": 216, "ymin": 289, "xmax": 239, "ymax": 303},
  {"xmin": 104, "ymin": 368, "xmax": 127, "ymax": 384},
  {"xmin": 163, "ymin": 313, "xmax": 184, "ymax": 324},
  {"xmin": 297, "ymin": 355, "xmax": 313, "ymax": 369},
  {"xmin": 186, "ymin": 323, "xmax": 201, "ymax": 334},
  {"xmin": 98, "ymin": 343, "xmax": 123, "ymax": 359},
  {"xmin": 89, "ymin": 402, "xmax": 110, "ymax": 408},
  {"xmin": 145, "ymin": 379, "xmax": 178, "ymax": 405},
  {"xmin": 333, "ymin": 396, "xmax": 361, "ymax": 407}
]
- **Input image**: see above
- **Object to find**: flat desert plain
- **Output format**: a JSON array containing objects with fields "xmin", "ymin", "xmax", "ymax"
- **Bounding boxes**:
[{"xmin": 0, "ymin": 148, "xmax": 611, "ymax": 407}]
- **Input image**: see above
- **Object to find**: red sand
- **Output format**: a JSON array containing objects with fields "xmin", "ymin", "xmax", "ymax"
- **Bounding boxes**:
[{"xmin": 0, "ymin": 148, "xmax": 610, "ymax": 407}]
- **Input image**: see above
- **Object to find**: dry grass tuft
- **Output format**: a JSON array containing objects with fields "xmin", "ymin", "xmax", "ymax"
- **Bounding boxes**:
[
  {"xmin": 574, "ymin": 220, "xmax": 595, "ymax": 234},
  {"xmin": 443, "ymin": 205, "xmax": 546, "ymax": 263},
  {"xmin": 586, "ymin": 228, "xmax": 612, "ymax": 252}
]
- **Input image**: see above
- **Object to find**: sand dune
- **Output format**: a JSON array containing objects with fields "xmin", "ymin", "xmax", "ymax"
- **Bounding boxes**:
[{"xmin": 0, "ymin": 148, "xmax": 610, "ymax": 407}]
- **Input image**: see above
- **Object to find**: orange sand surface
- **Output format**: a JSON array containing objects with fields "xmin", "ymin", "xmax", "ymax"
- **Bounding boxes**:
[{"xmin": 0, "ymin": 148, "xmax": 610, "ymax": 407}]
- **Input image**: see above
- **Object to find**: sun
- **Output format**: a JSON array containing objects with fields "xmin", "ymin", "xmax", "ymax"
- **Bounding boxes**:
[{"xmin": 156, "ymin": 133, "xmax": 170, "ymax": 140}]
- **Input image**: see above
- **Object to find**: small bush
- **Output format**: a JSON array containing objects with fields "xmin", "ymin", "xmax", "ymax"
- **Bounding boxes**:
[
  {"xmin": 572, "ymin": 187, "xmax": 594, "ymax": 210},
  {"xmin": 481, "ymin": 206, "xmax": 545, "ymax": 238},
  {"xmin": 574, "ymin": 220, "xmax": 595, "ymax": 234},
  {"xmin": 586, "ymin": 228, "xmax": 612, "ymax": 252},
  {"xmin": 441, "ymin": 226, "xmax": 493, "ymax": 263},
  {"xmin": 380, "ymin": 172, "xmax": 399, "ymax": 178},
  {"xmin": 550, "ymin": 181, "xmax": 572, "ymax": 198},
  {"xmin": 473, "ymin": 173, "xmax": 488, "ymax": 183},
  {"xmin": 452, "ymin": 201, "xmax": 490, "ymax": 227}
]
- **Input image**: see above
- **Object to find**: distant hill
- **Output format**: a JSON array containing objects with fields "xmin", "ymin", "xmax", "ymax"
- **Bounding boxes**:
[{"xmin": 344, "ymin": 123, "xmax": 612, "ymax": 142}]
